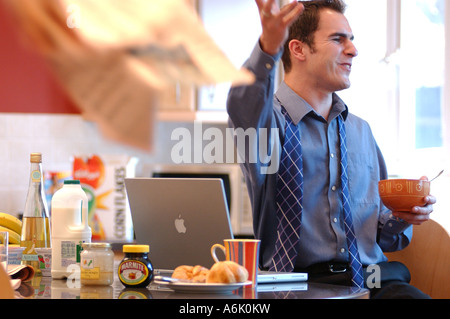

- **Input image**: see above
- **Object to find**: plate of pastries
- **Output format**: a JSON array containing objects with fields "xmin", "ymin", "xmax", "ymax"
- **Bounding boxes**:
[{"xmin": 153, "ymin": 261, "xmax": 252, "ymax": 294}]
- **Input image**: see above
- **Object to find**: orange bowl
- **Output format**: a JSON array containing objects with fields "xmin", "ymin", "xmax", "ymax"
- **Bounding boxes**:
[{"xmin": 378, "ymin": 179, "xmax": 430, "ymax": 212}]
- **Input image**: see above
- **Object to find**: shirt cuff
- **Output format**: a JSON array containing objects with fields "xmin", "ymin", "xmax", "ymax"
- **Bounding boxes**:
[
  {"xmin": 245, "ymin": 41, "xmax": 282, "ymax": 80},
  {"xmin": 382, "ymin": 214, "xmax": 412, "ymax": 234}
]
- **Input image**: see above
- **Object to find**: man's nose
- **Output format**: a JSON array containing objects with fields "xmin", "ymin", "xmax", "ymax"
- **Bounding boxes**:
[{"xmin": 346, "ymin": 41, "xmax": 358, "ymax": 57}]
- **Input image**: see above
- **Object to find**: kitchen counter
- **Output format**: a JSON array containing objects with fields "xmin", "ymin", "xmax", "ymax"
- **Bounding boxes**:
[
  {"xmin": 9, "ymin": 249, "xmax": 369, "ymax": 301},
  {"xmin": 15, "ymin": 273, "xmax": 369, "ymax": 300}
]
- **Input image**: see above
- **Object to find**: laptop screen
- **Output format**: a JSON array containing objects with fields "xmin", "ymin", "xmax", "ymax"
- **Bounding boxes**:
[
  {"xmin": 125, "ymin": 178, "xmax": 233, "ymax": 270},
  {"xmin": 151, "ymin": 172, "xmax": 232, "ymax": 214}
]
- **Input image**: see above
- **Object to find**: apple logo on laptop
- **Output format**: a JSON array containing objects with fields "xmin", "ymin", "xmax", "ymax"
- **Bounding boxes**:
[{"xmin": 174, "ymin": 214, "xmax": 187, "ymax": 234}]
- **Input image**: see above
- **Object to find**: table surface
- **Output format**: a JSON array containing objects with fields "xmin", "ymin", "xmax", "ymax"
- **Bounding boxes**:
[{"xmin": 15, "ymin": 274, "xmax": 369, "ymax": 300}]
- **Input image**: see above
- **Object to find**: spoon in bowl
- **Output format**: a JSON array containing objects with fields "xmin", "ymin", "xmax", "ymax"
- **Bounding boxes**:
[{"xmin": 429, "ymin": 169, "xmax": 444, "ymax": 182}]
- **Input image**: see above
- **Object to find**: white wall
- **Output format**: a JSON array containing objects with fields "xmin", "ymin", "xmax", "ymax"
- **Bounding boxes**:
[{"xmin": 0, "ymin": 113, "xmax": 230, "ymax": 217}]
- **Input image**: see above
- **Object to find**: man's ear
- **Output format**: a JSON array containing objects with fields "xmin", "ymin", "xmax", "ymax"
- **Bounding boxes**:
[{"xmin": 289, "ymin": 39, "xmax": 307, "ymax": 62}]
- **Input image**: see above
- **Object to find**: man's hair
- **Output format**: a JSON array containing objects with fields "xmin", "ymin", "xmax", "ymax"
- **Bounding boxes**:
[{"xmin": 281, "ymin": 0, "xmax": 347, "ymax": 73}]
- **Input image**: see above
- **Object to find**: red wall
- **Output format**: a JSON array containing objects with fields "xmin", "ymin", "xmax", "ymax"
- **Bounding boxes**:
[{"xmin": 0, "ymin": 3, "xmax": 80, "ymax": 114}]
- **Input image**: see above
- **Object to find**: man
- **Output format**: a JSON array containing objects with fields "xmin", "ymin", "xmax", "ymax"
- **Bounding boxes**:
[{"xmin": 227, "ymin": 0, "xmax": 436, "ymax": 298}]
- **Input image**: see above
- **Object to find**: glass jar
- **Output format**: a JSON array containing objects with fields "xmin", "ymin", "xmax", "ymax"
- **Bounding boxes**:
[
  {"xmin": 118, "ymin": 245, "xmax": 153, "ymax": 288},
  {"xmin": 80, "ymin": 243, "xmax": 114, "ymax": 286}
]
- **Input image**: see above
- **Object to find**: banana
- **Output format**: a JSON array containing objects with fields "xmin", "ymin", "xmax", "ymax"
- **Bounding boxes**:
[
  {"xmin": 0, "ymin": 212, "xmax": 22, "ymax": 234},
  {"xmin": 0, "ymin": 225, "xmax": 21, "ymax": 244}
]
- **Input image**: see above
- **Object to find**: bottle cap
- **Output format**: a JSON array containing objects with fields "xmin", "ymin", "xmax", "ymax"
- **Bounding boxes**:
[
  {"xmin": 123, "ymin": 245, "xmax": 149, "ymax": 253},
  {"xmin": 64, "ymin": 180, "xmax": 81, "ymax": 185},
  {"xmin": 30, "ymin": 153, "xmax": 42, "ymax": 163}
]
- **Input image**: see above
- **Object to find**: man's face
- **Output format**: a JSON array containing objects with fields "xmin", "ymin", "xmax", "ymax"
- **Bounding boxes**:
[{"xmin": 305, "ymin": 9, "xmax": 358, "ymax": 93}]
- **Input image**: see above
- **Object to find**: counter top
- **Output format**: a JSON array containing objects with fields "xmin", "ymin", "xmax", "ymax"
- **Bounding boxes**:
[
  {"xmin": 10, "ymin": 251, "xmax": 369, "ymax": 304},
  {"xmin": 15, "ymin": 274, "xmax": 369, "ymax": 300}
]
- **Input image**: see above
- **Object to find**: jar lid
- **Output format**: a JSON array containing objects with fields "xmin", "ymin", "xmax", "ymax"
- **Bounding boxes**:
[
  {"xmin": 123, "ymin": 244, "xmax": 149, "ymax": 253},
  {"xmin": 82, "ymin": 242, "xmax": 111, "ymax": 249}
]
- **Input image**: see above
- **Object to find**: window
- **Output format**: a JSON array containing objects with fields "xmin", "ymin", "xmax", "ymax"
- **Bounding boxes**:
[
  {"xmin": 399, "ymin": 0, "xmax": 445, "ymax": 151},
  {"xmin": 197, "ymin": 0, "xmax": 261, "ymax": 111},
  {"xmin": 342, "ymin": 0, "xmax": 447, "ymax": 177}
]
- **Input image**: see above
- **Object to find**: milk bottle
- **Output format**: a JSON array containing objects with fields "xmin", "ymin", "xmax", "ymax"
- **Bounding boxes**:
[{"xmin": 51, "ymin": 180, "xmax": 91, "ymax": 279}]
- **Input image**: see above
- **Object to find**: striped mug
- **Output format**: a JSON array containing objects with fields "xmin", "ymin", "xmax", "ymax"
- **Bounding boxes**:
[{"xmin": 211, "ymin": 239, "xmax": 260, "ymax": 286}]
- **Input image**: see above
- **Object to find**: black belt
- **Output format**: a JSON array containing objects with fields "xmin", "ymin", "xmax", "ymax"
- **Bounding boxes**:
[{"xmin": 295, "ymin": 262, "xmax": 350, "ymax": 275}]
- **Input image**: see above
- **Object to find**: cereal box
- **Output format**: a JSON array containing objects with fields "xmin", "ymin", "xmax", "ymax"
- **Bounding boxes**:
[{"xmin": 72, "ymin": 155, "xmax": 137, "ymax": 242}]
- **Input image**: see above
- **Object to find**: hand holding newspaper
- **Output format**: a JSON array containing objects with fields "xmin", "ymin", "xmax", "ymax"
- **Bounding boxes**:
[{"xmin": 3, "ymin": 0, "xmax": 254, "ymax": 151}]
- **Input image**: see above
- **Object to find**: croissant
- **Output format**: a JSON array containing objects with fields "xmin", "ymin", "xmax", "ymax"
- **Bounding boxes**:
[
  {"xmin": 206, "ymin": 261, "xmax": 249, "ymax": 284},
  {"xmin": 172, "ymin": 265, "xmax": 209, "ymax": 283}
]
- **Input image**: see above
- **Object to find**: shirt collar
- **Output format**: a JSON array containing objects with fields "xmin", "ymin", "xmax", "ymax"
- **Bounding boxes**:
[{"xmin": 275, "ymin": 82, "xmax": 349, "ymax": 125}]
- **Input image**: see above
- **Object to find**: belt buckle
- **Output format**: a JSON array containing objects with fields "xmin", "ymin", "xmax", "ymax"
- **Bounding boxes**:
[{"xmin": 328, "ymin": 263, "xmax": 347, "ymax": 273}]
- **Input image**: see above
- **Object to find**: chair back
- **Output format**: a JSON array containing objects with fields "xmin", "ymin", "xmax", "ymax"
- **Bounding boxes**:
[{"xmin": 385, "ymin": 219, "xmax": 450, "ymax": 299}]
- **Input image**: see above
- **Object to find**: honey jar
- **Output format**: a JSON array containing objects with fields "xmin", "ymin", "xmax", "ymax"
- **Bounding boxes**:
[{"xmin": 80, "ymin": 243, "xmax": 114, "ymax": 286}]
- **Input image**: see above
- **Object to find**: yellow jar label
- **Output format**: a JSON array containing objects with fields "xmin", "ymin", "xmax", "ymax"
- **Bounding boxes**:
[
  {"xmin": 118, "ymin": 260, "xmax": 149, "ymax": 285},
  {"xmin": 81, "ymin": 267, "xmax": 100, "ymax": 280}
]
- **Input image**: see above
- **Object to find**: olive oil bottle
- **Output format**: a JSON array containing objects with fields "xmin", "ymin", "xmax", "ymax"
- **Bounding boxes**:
[{"xmin": 20, "ymin": 153, "xmax": 51, "ymax": 275}]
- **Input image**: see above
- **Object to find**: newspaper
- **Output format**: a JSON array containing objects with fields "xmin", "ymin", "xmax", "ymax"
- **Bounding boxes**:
[
  {"xmin": 3, "ymin": 0, "xmax": 255, "ymax": 151},
  {"xmin": 5, "ymin": 264, "xmax": 35, "ymax": 292},
  {"xmin": 7, "ymin": 264, "xmax": 35, "ymax": 283}
]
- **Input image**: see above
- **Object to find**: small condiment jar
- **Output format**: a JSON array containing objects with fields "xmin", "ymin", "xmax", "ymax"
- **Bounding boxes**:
[
  {"xmin": 80, "ymin": 243, "xmax": 114, "ymax": 286},
  {"xmin": 118, "ymin": 245, "xmax": 153, "ymax": 288}
]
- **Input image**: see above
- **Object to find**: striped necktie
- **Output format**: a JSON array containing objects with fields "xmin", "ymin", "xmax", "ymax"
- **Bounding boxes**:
[
  {"xmin": 337, "ymin": 114, "xmax": 364, "ymax": 288},
  {"xmin": 270, "ymin": 109, "xmax": 364, "ymax": 288},
  {"xmin": 270, "ymin": 107, "xmax": 303, "ymax": 272}
]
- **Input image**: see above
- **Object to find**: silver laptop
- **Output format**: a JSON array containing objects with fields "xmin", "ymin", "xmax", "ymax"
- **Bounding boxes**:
[{"xmin": 125, "ymin": 177, "xmax": 307, "ymax": 283}]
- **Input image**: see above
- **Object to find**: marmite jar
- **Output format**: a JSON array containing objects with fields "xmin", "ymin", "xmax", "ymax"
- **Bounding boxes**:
[{"xmin": 117, "ymin": 245, "xmax": 153, "ymax": 288}]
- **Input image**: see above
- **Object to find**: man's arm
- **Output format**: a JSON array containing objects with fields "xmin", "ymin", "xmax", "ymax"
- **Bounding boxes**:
[{"xmin": 227, "ymin": 0, "xmax": 303, "ymax": 131}]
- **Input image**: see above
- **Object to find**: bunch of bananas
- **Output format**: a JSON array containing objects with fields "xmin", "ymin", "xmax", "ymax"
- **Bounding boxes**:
[{"xmin": 0, "ymin": 212, "xmax": 22, "ymax": 244}]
